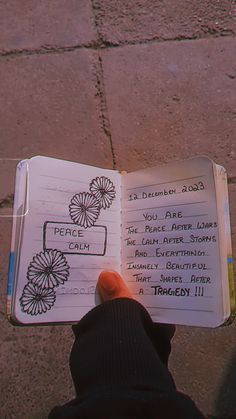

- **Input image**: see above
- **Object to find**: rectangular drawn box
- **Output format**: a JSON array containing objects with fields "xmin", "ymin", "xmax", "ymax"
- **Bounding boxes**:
[{"xmin": 43, "ymin": 221, "xmax": 107, "ymax": 256}]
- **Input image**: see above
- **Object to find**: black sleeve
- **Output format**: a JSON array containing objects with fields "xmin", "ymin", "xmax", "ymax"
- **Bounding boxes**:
[{"xmin": 49, "ymin": 298, "xmax": 205, "ymax": 419}]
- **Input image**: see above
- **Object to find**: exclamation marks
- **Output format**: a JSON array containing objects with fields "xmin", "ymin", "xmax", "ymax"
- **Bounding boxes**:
[{"xmin": 194, "ymin": 286, "xmax": 204, "ymax": 297}]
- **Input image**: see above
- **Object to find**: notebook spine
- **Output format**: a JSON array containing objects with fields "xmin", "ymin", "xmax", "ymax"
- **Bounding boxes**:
[{"xmin": 120, "ymin": 171, "xmax": 127, "ymax": 275}]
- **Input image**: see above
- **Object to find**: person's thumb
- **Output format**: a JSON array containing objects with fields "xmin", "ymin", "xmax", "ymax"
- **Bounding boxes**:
[{"xmin": 97, "ymin": 271, "xmax": 132, "ymax": 302}]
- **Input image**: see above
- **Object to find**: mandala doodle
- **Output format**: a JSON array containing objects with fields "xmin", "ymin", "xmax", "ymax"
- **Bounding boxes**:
[
  {"xmin": 20, "ymin": 283, "xmax": 56, "ymax": 316},
  {"xmin": 69, "ymin": 192, "xmax": 100, "ymax": 228},
  {"xmin": 89, "ymin": 176, "xmax": 116, "ymax": 209},
  {"xmin": 27, "ymin": 249, "xmax": 70, "ymax": 289}
]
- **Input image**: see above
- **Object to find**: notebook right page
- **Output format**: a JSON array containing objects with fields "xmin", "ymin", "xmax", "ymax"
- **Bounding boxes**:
[{"xmin": 121, "ymin": 157, "xmax": 224, "ymax": 327}]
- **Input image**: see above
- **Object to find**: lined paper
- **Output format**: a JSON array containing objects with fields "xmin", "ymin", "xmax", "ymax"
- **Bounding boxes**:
[
  {"xmin": 14, "ymin": 156, "xmax": 121, "ymax": 324},
  {"xmin": 121, "ymin": 157, "xmax": 223, "ymax": 327}
]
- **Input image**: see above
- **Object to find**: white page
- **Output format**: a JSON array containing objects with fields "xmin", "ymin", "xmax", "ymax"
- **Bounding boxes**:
[
  {"xmin": 121, "ymin": 157, "xmax": 223, "ymax": 327},
  {"xmin": 14, "ymin": 156, "xmax": 121, "ymax": 324}
]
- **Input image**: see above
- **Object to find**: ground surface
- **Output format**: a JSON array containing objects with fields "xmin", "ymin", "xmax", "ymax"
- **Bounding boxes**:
[{"xmin": 0, "ymin": 1, "xmax": 236, "ymax": 418}]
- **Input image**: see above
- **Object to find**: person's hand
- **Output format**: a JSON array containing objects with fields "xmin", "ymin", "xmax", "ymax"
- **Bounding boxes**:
[
  {"xmin": 97, "ymin": 270, "xmax": 176, "ymax": 340},
  {"xmin": 97, "ymin": 271, "xmax": 132, "ymax": 302}
]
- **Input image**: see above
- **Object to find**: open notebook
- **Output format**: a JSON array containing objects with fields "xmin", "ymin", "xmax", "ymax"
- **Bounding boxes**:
[{"xmin": 7, "ymin": 156, "xmax": 235, "ymax": 327}]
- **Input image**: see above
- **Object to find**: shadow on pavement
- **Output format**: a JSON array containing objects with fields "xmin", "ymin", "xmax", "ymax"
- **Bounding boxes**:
[{"xmin": 208, "ymin": 349, "xmax": 236, "ymax": 419}]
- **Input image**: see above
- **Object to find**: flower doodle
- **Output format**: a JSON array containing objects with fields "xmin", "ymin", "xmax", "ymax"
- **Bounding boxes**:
[
  {"xmin": 20, "ymin": 176, "xmax": 115, "ymax": 317},
  {"xmin": 20, "ymin": 283, "xmax": 56, "ymax": 316},
  {"xmin": 69, "ymin": 192, "xmax": 100, "ymax": 228},
  {"xmin": 27, "ymin": 249, "xmax": 70, "ymax": 289},
  {"xmin": 89, "ymin": 176, "xmax": 116, "ymax": 209}
]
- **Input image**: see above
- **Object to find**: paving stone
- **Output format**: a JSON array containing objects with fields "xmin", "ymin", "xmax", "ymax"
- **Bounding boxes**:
[
  {"xmin": 0, "ymin": 314, "xmax": 74, "ymax": 418},
  {"xmin": 0, "ymin": 50, "xmax": 112, "ymax": 166},
  {"xmin": 0, "ymin": 0, "xmax": 97, "ymax": 53},
  {"xmin": 102, "ymin": 37, "xmax": 236, "ymax": 176},
  {"xmin": 170, "ymin": 320, "xmax": 236, "ymax": 416},
  {"xmin": 93, "ymin": 0, "xmax": 235, "ymax": 44}
]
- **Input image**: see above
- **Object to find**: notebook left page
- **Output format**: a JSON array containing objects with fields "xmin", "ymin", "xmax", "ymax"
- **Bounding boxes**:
[{"xmin": 13, "ymin": 156, "xmax": 121, "ymax": 324}]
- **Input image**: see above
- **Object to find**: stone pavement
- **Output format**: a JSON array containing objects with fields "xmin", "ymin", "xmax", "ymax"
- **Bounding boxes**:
[{"xmin": 0, "ymin": 1, "xmax": 235, "ymax": 418}]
